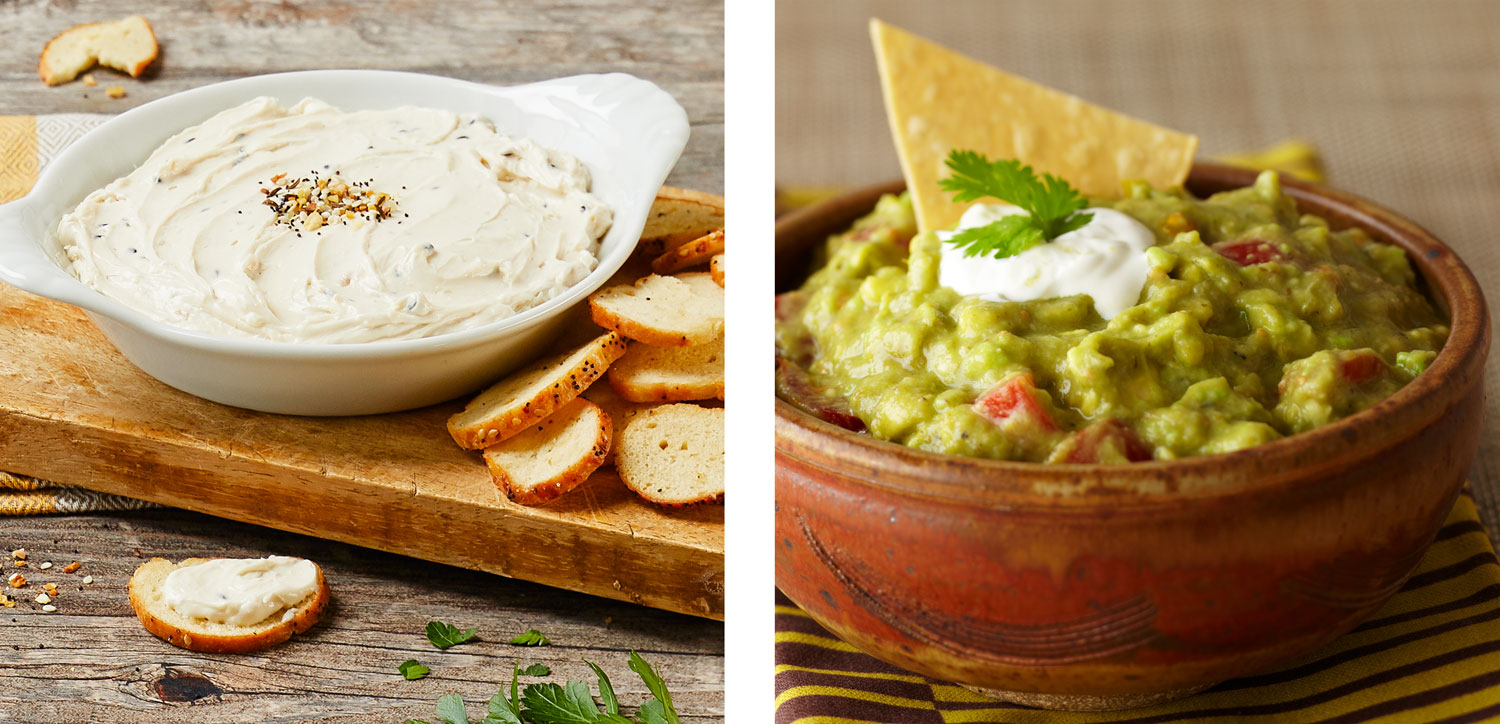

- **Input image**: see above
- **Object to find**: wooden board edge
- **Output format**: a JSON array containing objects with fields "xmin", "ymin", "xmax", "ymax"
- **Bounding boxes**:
[{"xmin": 0, "ymin": 409, "xmax": 725, "ymax": 620}]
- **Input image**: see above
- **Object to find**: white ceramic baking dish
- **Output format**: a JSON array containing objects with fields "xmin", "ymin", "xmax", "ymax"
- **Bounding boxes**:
[{"xmin": 0, "ymin": 70, "xmax": 690, "ymax": 415}]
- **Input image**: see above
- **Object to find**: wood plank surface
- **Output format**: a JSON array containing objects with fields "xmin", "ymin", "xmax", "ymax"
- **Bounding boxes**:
[
  {"xmin": 0, "ymin": 510, "xmax": 724, "ymax": 723},
  {"xmin": 0, "ymin": 0, "xmax": 724, "ymax": 721}
]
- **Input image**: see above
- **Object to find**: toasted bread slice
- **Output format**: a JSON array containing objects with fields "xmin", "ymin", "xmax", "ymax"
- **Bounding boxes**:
[
  {"xmin": 609, "ymin": 335, "xmax": 724, "ymax": 402},
  {"xmin": 651, "ymin": 228, "xmax": 725, "ymax": 275},
  {"xmin": 447, "ymin": 332, "xmax": 628, "ymax": 450},
  {"xmin": 589, "ymin": 273, "xmax": 724, "ymax": 347},
  {"xmin": 128, "ymin": 557, "xmax": 329, "ymax": 654},
  {"xmin": 710, "ymin": 254, "xmax": 724, "ymax": 287},
  {"xmin": 483, "ymin": 398, "xmax": 610, "ymax": 505},
  {"xmin": 638, "ymin": 187, "xmax": 726, "ymax": 258},
  {"xmin": 617, "ymin": 405, "xmax": 724, "ymax": 507},
  {"xmin": 38, "ymin": 15, "xmax": 158, "ymax": 86},
  {"xmin": 582, "ymin": 383, "xmax": 657, "ymax": 464}
]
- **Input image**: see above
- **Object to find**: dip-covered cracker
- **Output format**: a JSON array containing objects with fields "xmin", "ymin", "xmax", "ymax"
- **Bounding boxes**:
[{"xmin": 870, "ymin": 19, "xmax": 1198, "ymax": 233}]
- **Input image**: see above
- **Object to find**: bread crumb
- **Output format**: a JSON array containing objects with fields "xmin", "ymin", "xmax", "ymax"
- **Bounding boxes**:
[
  {"xmin": 82, "ymin": 73, "xmax": 97, "ymax": 87},
  {"xmin": 106, "ymin": 85, "xmax": 126, "ymax": 99},
  {"xmin": 11, "ymin": 549, "xmax": 26, "ymax": 560},
  {"xmin": 34, "ymin": 593, "xmax": 49, "ymax": 604},
  {"xmin": 7, "ymin": 573, "xmax": 25, "ymax": 588},
  {"xmin": 63, "ymin": 562, "xmax": 81, "ymax": 574}
]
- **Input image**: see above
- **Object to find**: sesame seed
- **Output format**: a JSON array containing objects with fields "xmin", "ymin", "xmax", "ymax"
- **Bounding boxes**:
[
  {"xmin": 41, "ymin": 605, "xmax": 56, "ymax": 613},
  {"xmin": 37, "ymin": 562, "xmax": 51, "ymax": 570}
]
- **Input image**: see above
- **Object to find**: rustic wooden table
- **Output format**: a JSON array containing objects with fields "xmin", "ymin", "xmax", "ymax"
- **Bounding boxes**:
[{"xmin": 0, "ymin": 1, "xmax": 724, "ymax": 722}]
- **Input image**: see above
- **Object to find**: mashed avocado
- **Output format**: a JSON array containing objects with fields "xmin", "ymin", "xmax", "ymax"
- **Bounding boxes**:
[{"xmin": 776, "ymin": 172, "xmax": 1449, "ymax": 462}]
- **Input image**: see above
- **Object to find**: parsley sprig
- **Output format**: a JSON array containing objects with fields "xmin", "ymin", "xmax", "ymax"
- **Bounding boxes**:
[
  {"xmin": 938, "ymin": 150, "xmax": 1093, "ymax": 259},
  {"xmin": 409, "ymin": 652, "xmax": 680, "ymax": 724}
]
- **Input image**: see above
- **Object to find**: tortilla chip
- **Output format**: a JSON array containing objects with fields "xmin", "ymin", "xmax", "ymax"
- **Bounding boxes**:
[{"xmin": 870, "ymin": 19, "xmax": 1199, "ymax": 233}]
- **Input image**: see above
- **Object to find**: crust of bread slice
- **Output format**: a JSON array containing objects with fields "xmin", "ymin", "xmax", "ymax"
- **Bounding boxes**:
[
  {"xmin": 128, "ymin": 557, "xmax": 329, "ymax": 654},
  {"xmin": 710, "ymin": 254, "xmax": 724, "ymax": 287},
  {"xmin": 651, "ymin": 228, "xmax": 725, "ymax": 275},
  {"xmin": 38, "ymin": 15, "xmax": 158, "ymax": 86},
  {"xmin": 582, "ymin": 383, "xmax": 658, "ymax": 464},
  {"xmin": 638, "ymin": 187, "xmax": 726, "ymax": 258},
  {"xmin": 609, "ymin": 335, "xmax": 724, "ymax": 402},
  {"xmin": 589, "ymin": 273, "xmax": 724, "ymax": 347},
  {"xmin": 484, "ymin": 398, "xmax": 611, "ymax": 505},
  {"xmin": 616, "ymin": 404, "xmax": 724, "ymax": 507},
  {"xmin": 447, "ymin": 332, "xmax": 628, "ymax": 450}
]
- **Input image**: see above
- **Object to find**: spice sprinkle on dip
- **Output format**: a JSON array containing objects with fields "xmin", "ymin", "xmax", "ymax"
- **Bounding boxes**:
[{"xmin": 58, "ymin": 97, "xmax": 612, "ymax": 343}]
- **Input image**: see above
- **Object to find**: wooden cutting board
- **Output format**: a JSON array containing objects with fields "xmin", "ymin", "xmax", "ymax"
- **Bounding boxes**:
[{"xmin": 0, "ymin": 260, "xmax": 724, "ymax": 619}]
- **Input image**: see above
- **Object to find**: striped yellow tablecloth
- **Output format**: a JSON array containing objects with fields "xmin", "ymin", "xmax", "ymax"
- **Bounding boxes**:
[{"xmin": 775, "ymin": 490, "xmax": 1500, "ymax": 722}]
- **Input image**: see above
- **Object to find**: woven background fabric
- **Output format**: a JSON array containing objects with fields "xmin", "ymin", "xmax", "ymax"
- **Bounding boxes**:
[
  {"xmin": 775, "ymin": 0, "xmax": 1500, "ymax": 524},
  {"xmin": 776, "ymin": 492, "xmax": 1500, "ymax": 723}
]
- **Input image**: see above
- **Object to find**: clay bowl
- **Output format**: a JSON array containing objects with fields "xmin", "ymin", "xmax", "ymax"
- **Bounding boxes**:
[{"xmin": 774, "ymin": 162, "xmax": 1491, "ymax": 710}]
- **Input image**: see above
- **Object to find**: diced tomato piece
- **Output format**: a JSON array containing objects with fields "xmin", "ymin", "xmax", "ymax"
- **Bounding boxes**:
[
  {"xmin": 775, "ymin": 291, "xmax": 806, "ymax": 323},
  {"xmin": 974, "ymin": 374, "xmax": 1057, "ymax": 432},
  {"xmin": 1213, "ymin": 238, "xmax": 1286, "ymax": 266},
  {"xmin": 775, "ymin": 359, "xmax": 866, "ymax": 432},
  {"xmin": 1341, "ymin": 353, "xmax": 1386, "ymax": 383},
  {"xmin": 850, "ymin": 224, "xmax": 916, "ymax": 248},
  {"xmin": 1060, "ymin": 419, "xmax": 1153, "ymax": 463}
]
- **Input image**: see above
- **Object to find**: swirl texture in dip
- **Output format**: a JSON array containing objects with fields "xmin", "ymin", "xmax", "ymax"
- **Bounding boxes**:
[{"xmin": 58, "ymin": 97, "xmax": 612, "ymax": 343}]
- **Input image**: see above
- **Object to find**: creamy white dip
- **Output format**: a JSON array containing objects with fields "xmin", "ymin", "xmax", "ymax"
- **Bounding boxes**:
[
  {"xmin": 161, "ymin": 556, "xmax": 318, "ymax": 626},
  {"xmin": 937, "ymin": 204, "xmax": 1154, "ymax": 320},
  {"xmin": 59, "ymin": 97, "xmax": 611, "ymax": 343}
]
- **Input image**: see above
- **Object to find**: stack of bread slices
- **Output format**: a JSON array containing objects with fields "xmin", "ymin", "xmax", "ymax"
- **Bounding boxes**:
[{"xmin": 446, "ymin": 188, "xmax": 725, "ymax": 507}]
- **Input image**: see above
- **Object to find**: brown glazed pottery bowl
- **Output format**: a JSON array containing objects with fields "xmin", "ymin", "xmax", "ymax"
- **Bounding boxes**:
[{"xmin": 773, "ymin": 162, "xmax": 1491, "ymax": 710}]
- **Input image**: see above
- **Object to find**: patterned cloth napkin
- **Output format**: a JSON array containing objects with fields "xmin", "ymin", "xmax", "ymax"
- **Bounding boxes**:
[{"xmin": 775, "ymin": 491, "xmax": 1500, "ymax": 722}]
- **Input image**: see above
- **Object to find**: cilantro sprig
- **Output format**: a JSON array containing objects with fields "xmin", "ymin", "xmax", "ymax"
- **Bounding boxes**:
[{"xmin": 938, "ymin": 150, "xmax": 1093, "ymax": 260}]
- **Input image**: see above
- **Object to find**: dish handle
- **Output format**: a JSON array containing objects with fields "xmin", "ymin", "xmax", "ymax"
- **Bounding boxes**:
[{"xmin": 0, "ymin": 198, "xmax": 96, "ymax": 305}]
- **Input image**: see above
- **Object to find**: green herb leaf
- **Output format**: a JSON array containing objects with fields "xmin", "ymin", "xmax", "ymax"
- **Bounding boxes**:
[
  {"xmin": 436, "ymin": 693, "xmax": 470, "ymax": 724},
  {"xmin": 583, "ymin": 660, "xmax": 619, "ymax": 715},
  {"xmin": 944, "ymin": 215, "xmax": 1046, "ymax": 259},
  {"xmin": 627, "ymin": 652, "xmax": 680, "ymax": 724},
  {"xmin": 937, "ymin": 150, "xmax": 1093, "ymax": 260},
  {"xmin": 426, "ymin": 620, "xmax": 478, "ymax": 650},
  {"xmin": 518, "ymin": 663, "xmax": 552, "ymax": 677},
  {"xmin": 636, "ymin": 700, "xmax": 673, "ymax": 724},
  {"xmin": 484, "ymin": 665, "xmax": 522, "ymax": 723},
  {"xmin": 518, "ymin": 681, "xmax": 602, "ymax": 724},
  {"xmin": 399, "ymin": 659, "xmax": 432, "ymax": 681},
  {"xmin": 508, "ymin": 628, "xmax": 551, "ymax": 646},
  {"xmin": 404, "ymin": 720, "xmax": 434, "ymax": 724}
]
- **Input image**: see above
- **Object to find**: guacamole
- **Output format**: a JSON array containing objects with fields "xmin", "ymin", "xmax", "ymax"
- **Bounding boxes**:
[{"xmin": 776, "ymin": 172, "xmax": 1449, "ymax": 463}]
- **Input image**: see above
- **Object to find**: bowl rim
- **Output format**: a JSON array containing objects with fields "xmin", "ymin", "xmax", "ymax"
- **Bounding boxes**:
[
  {"xmin": 0, "ymin": 69, "xmax": 691, "ymax": 360},
  {"xmin": 774, "ymin": 162, "xmax": 1491, "ymax": 510}
]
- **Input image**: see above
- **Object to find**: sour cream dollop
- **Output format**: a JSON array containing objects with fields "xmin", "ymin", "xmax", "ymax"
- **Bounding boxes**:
[
  {"xmin": 936, "ymin": 204, "xmax": 1154, "ymax": 319},
  {"xmin": 58, "ymin": 97, "xmax": 612, "ymax": 343}
]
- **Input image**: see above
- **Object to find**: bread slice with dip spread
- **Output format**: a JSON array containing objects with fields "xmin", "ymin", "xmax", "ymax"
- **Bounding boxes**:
[{"xmin": 129, "ymin": 556, "xmax": 329, "ymax": 654}]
